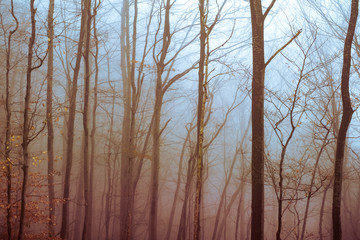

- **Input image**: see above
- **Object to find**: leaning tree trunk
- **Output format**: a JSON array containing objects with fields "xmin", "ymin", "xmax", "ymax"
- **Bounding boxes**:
[{"xmin": 332, "ymin": 0, "xmax": 358, "ymax": 239}]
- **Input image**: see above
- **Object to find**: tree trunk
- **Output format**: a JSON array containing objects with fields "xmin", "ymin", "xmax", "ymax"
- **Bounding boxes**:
[
  {"xmin": 46, "ymin": 0, "xmax": 55, "ymax": 236},
  {"xmin": 194, "ymin": 0, "xmax": 206, "ymax": 239},
  {"xmin": 104, "ymin": 55, "xmax": 115, "ymax": 240},
  {"xmin": 149, "ymin": 1, "xmax": 171, "ymax": 239},
  {"xmin": 126, "ymin": 0, "xmax": 138, "ymax": 236},
  {"xmin": 60, "ymin": 0, "xmax": 87, "ymax": 237},
  {"xmin": 176, "ymin": 154, "xmax": 196, "ymax": 240},
  {"xmin": 81, "ymin": 0, "xmax": 92, "ymax": 238},
  {"xmin": 89, "ymin": 2, "xmax": 99, "ymax": 239},
  {"xmin": 119, "ymin": 0, "xmax": 132, "ymax": 238},
  {"xmin": 4, "ymin": 1, "xmax": 18, "ymax": 239},
  {"xmin": 150, "ymin": 84, "xmax": 163, "ymax": 240},
  {"xmin": 73, "ymin": 143, "xmax": 85, "ymax": 240},
  {"xmin": 319, "ymin": 176, "xmax": 333, "ymax": 240},
  {"xmin": 18, "ymin": 1, "xmax": 37, "ymax": 238},
  {"xmin": 332, "ymin": 0, "xmax": 358, "ymax": 239},
  {"xmin": 249, "ymin": 0, "xmax": 271, "ymax": 238}
]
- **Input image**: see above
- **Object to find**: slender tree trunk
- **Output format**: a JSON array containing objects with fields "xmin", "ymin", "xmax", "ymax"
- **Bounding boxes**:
[
  {"xmin": 194, "ymin": 0, "xmax": 206, "ymax": 238},
  {"xmin": 119, "ymin": 0, "xmax": 132, "ymax": 238},
  {"xmin": 130, "ymin": 0, "xmax": 155, "ymax": 205},
  {"xmin": 60, "ymin": 19, "xmax": 71, "ymax": 185},
  {"xmin": 150, "ymin": 83, "xmax": 163, "ymax": 240},
  {"xmin": 4, "ymin": 1, "xmax": 18, "ymax": 239},
  {"xmin": 18, "ymin": 2, "xmax": 37, "ymax": 238},
  {"xmin": 105, "ymin": 65, "xmax": 115, "ymax": 240},
  {"xmin": 149, "ymin": 1, "xmax": 171, "ymax": 239},
  {"xmin": 276, "ymin": 132, "xmax": 297, "ymax": 240},
  {"xmin": 332, "ymin": 0, "xmax": 358, "ymax": 239},
  {"xmin": 319, "ymin": 176, "xmax": 333, "ymax": 240},
  {"xmin": 177, "ymin": 155, "xmax": 196, "ymax": 240},
  {"xmin": 126, "ymin": 0, "xmax": 138, "ymax": 236},
  {"xmin": 276, "ymin": 149, "xmax": 285, "ymax": 240},
  {"xmin": 235, "ymin": 161, "xmax": 246, "ymax": 240},
  {"xmin": 73, "ymin": 140, "xmax": 85, "ymax": 240},
  {"xmin": 46, "ymin": 0, "xmax": 55, "ymax": 236},
  {"xmin": 89, "ymin": 2, "xmax": 99, "ymax": 238},
  {"xmin": 82, "ymin": 0, "xmax": 92, "ymax": 238},
  {"xmin": 60, "ymin": 0, "xmax": 87, "ymax": 236},
  {"xmin": 249, "ymin": 0, "xmax": 266, "ymax": 239},
  {"xmin": 319, "ymin": 73, "xmax": 339, "ymax": 240}
]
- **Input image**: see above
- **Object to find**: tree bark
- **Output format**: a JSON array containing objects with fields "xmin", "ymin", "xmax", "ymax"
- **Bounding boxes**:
[
  {"xmin": 332, "ymin": 0, "xmax": 358, "ymax": 239},
  {"xmin": 194, "ymin": 0, "xmax": 206, "ymax": 238},
  {"xmin": 46, "ymin": 0, "xmax": 55, "ymax": 236},
  {"xmin": 249, "ymin": 0, "xmax": 266, "ymax": 239},
  {"xmin": 81, "ymin": 0, "xmax": 92, "ymax": 238}
]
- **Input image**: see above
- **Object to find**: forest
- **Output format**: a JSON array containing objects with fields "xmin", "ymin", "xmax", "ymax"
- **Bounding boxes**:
[{"xmin": 1, "ymin": 0, "xmax": 360, "ymax": 239}]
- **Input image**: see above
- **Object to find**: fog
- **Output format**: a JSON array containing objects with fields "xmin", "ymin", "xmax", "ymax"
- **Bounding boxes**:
[{"xmin": 1, "ymin": 0, "xmax": 360, "ymax": 239}]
